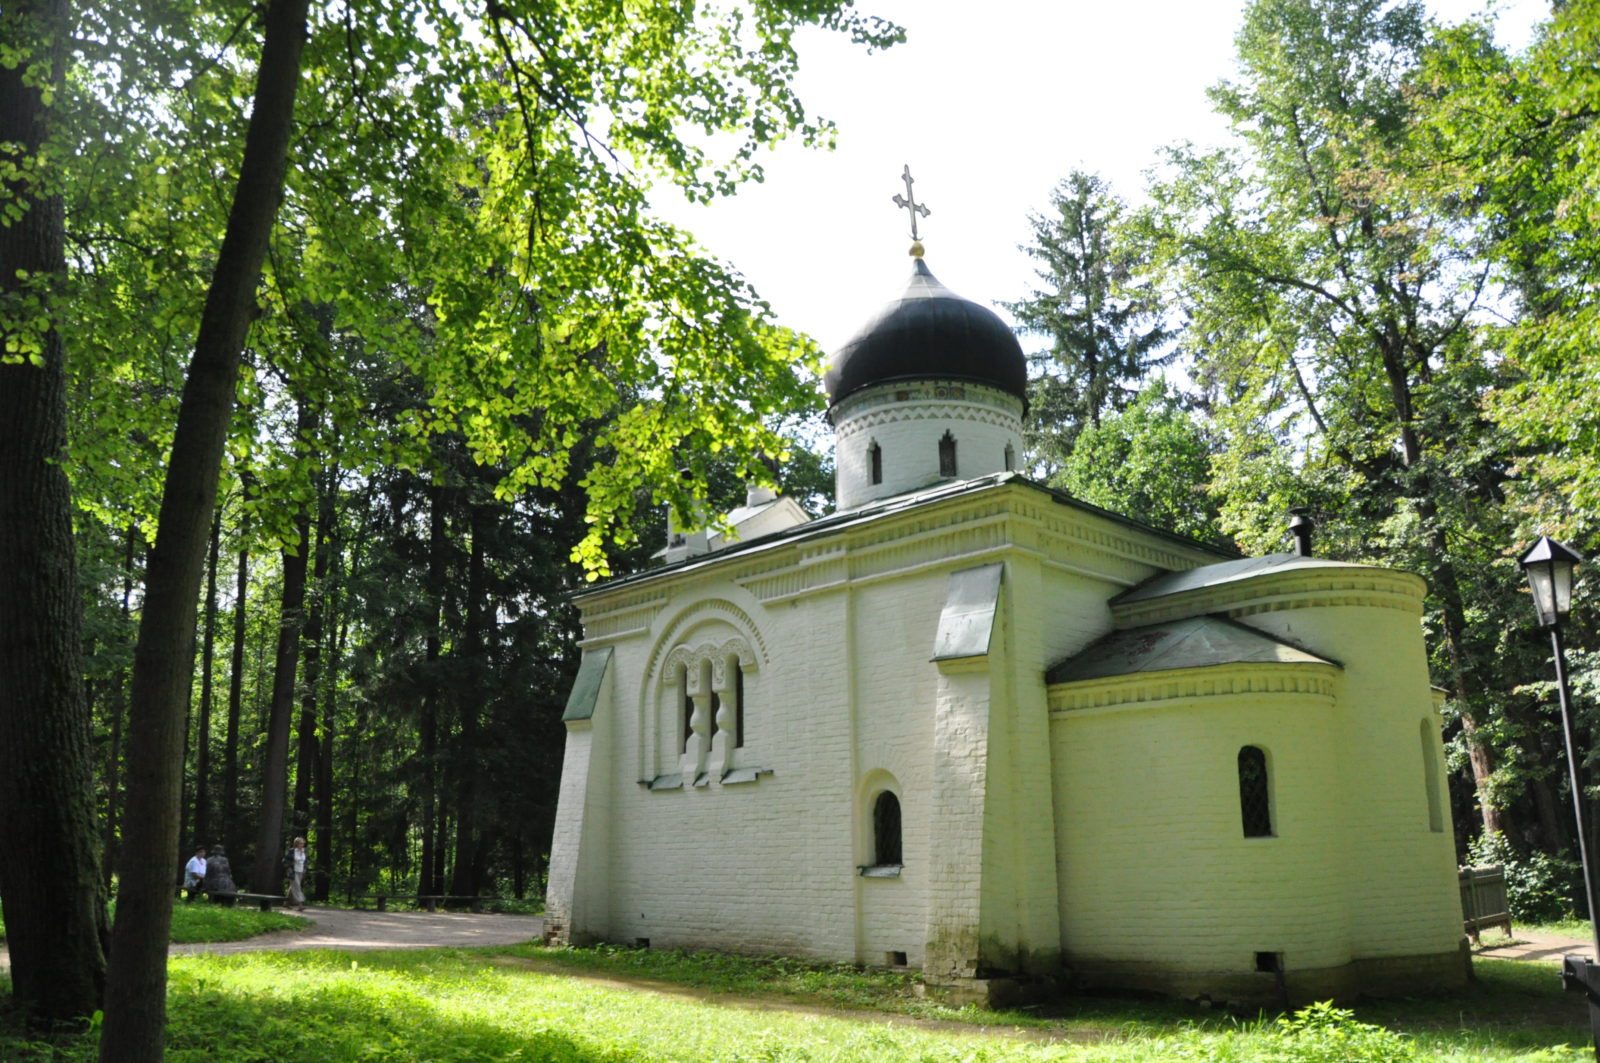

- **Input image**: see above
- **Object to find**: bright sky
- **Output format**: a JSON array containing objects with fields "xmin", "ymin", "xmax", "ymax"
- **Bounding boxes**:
[{"xmin": 653, "ymin": 0, "xmax": 1546, "ymax": 358}]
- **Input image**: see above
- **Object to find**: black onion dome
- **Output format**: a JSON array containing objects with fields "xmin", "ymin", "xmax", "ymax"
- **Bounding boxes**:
[{"xmin": 824, "ymin": 258, "xmax": 1028, "ymax": 409}]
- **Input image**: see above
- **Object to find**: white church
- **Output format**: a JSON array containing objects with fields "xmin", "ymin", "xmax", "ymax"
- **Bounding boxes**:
[{"xmin": 544, "ymin": 242, "xmax": 1469, "ymax": 1006}]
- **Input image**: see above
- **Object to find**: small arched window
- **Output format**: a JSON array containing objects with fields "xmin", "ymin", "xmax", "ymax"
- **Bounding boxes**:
[
  {"xmin": 680, "ymin": 664, "xmax": 693, "ymax": 753},
  {"xmin": 873, "ymin": 791, "xmax": 903, "ymax": 866},
  {"xmin": 938, "ymin": 432, "xmax": 957, "ymax": 477},
  {"xmin": 1238, "ymin": 745, "xmax": 1273, "ymax": 837},
  {"xmin": 869, "ymin": 441, "xmax": 883, "ymax": 485},
  {"xmin": 735, "ymin": 663, "xmax": 745, "ymax": 749},
  {"xmin": 1420, "ymin": 718, "xmax": 1443, "ymax": 832},
  {"xmin": 1004, "ymin": 443, "xmax": 1015, "ymax": 471}
]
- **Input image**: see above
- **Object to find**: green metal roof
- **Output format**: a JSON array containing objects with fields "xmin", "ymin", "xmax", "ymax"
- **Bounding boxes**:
[
  {"xmin": 562, "ymin": 646, "xmax": 613, "ymax": 722},
  {"xmin": 1046, "ymin": 616, "xmax": 1337, "ymax": 685},
  {"xmin": 1113, "ymin": 553, "xmax": 1373, "ymax": 606}
]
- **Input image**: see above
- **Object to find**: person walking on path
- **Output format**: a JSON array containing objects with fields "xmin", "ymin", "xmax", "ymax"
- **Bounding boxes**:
[
  {"xmin": 283, "ymin": 836, "xmax": 308, "ymax": 909},
  {"xmin": 183, "ymin": 846, "xmax": 208, "ymax": 899}
]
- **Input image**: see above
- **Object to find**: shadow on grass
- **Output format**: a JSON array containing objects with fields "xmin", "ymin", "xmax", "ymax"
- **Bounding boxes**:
[
  {"xmin": 2, "ymin": 952, "xmax": 610, "ymax": 1063},
  {"xmin": 1, "ymin": 948, "xmax": 1591, "ymax": 1061}
]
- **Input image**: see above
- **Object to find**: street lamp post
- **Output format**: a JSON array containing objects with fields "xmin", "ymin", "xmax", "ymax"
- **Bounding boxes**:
[{"xmin": 1519, "ymin": 536, "xmax": 1599, "ymax": 1058}]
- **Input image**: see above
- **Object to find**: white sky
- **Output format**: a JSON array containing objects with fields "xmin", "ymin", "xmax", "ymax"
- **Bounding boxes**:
[{"xmin": 653, "ymin": 0, "xmax": 1547, "ymax": 358}]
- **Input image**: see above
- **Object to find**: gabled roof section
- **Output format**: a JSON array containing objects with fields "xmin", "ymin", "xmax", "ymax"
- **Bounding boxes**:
[
  {"xmin": 1046, "ymin": 616, "xmax": 1336, "ymax": 685},
  {"xmin": 1113, "ymin": 553, "xmax": 1372, "ymax": 606},
  {"xmin": 578, "ymin": 472, "xmax": 1236, "ymax": 603}
]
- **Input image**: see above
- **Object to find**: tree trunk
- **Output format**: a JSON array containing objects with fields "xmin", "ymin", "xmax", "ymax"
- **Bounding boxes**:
[
  {"xmin": 0, "ymin": 0, "xmax": 110, "ymax": 1022},
  {"xmin": 254, "ymin": 436, "xmax": 314, "ymax": 893},
  {"xmin": 223, "ymin": 498, "xmax": 249, "ymax": 856},
  {"xmin": 292, "ymin": 463, "xmax": 328, "ymax": 837},
  {"xmin": 101, "ymin": 526, "xmax": 137, "ymax": 892},
  {"xmin": 99, "ymin": 0, "xmax": 309, "ymax": 1055},
  {"xmin": 193, "ymin": 509, "xmax": 222, "ymax": 846},
  {"xmin": 448, "ymin": 504, "xmax": 491, "ymax": 898},
  {"xmin": 420, "ymin": 487, "xmax": 446, "ymax": 895}
]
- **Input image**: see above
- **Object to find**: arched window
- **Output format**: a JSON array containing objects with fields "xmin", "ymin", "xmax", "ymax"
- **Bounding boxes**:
[
  {"xmin": 869, "ymin": 441, "xmax": 883, "ymax": 485},
  {"xmin": 735, "ymin": 664, "xmax": 745, "ymax": 748},
  {"xmin": 1004, "ymin": 443, "xmax": 1015, "ymax": 471},
  {"xmin": 1238, "ymin": 745, "xmax": 1273, "ymax": 837},
  {"xmin": 873, "ymin": 791, "xmax": 903, "ymax": 866},
  {"xmin": 680, "ymin": 664, "xmax": 692, "ymax": 753},
  {"xmin": 681, "ymin": 665, "xmax": 694, "ymax": 755},
  {"xmin": 938, "ymin": 432, "xmax": 957, "ymax": 477},
  {"xmin": 1420, "ymin": 719, "xmax": 1443, "ymax": 833}
]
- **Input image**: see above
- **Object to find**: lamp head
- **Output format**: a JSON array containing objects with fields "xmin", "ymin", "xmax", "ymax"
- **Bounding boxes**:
[{"xmin": 1520, "ymin": 536, "xmax": 1583, "ymax": 629}]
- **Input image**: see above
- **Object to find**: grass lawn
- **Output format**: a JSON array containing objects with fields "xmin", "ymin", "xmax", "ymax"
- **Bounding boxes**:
[
  {"xmin": 2, "ymin": 939, "xmax": 1594, "ymax": 1062},
  {"xmin": 0, "ymin": 902, "xmax": 305, "ymax": 947}
]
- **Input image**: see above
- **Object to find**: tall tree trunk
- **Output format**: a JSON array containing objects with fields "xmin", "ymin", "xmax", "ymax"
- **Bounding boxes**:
[
  {"xmin": 99, "ymin": 0, "xmax": 309, "ymax": 1055},
  {"xmin": 101, "ymin": 526, "xmax": 136, "ymax": 892},
  {"xmin": 448, "ymin": 504, "xmax": 491, "ymax": 898},
  {"xmin": 223, "ymin": 497, "xmax": 250, "ymax": 856},
  {"xmin": 315, "ymin": 605, "xmax": 344, "ymax": 902},
  {"xmin": 420, "ymin": 486, "xmax": 446, "ymax": 895},
  {"xmin": 254, "ymin": 411, "xmax": 314, "ymax": 894},
  {"xmin": 192, "ymin": 509, "xmax": 222, "ymax": 845},
  {"xmin": 0, "ymin": 0, "xmax": 110, "ymax": 1022},
  {"xmin": 292, "ymin": 464, "xmax": 328, "ymax": 837}
]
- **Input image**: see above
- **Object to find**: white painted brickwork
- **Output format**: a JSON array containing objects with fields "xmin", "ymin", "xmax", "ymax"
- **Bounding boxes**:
[
  {"xmin": 833, "ymin": 382, "xmax": 1023, "ymax": 509},
  {"xmin": 548, "ymin": 476, "xmax": 1465, "ymax": 1000}
]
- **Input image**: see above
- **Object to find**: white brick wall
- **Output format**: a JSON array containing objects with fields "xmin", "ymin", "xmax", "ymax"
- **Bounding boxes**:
[
  {"xmin": 833, "ymin": 382, "xmax": 1023, "ymax": 509},
  {"xmin": 548, "ymin": 483, "xmax": 1463, "ymax": 997}
]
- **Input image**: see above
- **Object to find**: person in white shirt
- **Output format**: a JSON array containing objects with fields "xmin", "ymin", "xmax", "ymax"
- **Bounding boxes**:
[
  {"xmin": 183, "ymin": 846, "xmax": 207, "ymax": 900},
  {"xmin": 283, "ymin": 836, "xmax": 308, "ymax": 909}
]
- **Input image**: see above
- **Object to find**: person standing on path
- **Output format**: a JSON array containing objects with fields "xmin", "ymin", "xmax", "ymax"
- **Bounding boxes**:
[
  {"xmin": 183, "ymin": 846, "xmax": 207, "ymax": 899},
  {"xmin": 283, "ymin": 836, "xmax": 308, "ymax": 909}
]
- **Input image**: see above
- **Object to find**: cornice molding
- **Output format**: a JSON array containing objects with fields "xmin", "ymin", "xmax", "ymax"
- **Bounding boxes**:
[
  {"xmin": 832, "ymin": 380, "xmax": 1024, "ymax": 425},
  {"xmin": 1111, "ymin": 569, "xmax": 1426, "ymax": 628}
]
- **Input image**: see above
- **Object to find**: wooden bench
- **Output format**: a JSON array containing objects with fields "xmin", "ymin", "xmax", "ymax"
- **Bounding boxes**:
[
  {"xmin": 209, "ymin": 891, "xmax": 286, "ymax": 912},
  {"xmin": 347, "ymin": 893, "xmax": 497, "ymax": 912},
  {"xmin": 416, "ymin": 894, "xmax": 488, "ymax": 913}
]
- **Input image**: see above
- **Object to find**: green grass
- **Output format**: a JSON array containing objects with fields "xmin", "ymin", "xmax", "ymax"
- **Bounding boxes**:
[
  {"xmin": 0, "ymin": 903, "xmax": 304, "ymax": 946},
  {"xmin": 1, "ymin": 942, "xmax": 1593, "ymax": 1062},
  {"xmin": 165, "ymin": 903, "xmax": 306, "ymax": 943}
]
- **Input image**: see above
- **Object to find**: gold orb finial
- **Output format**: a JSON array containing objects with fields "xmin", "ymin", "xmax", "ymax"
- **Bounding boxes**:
[{"xmin": 909, "ymin": 239, "xmax": 925, "ymax": 259}]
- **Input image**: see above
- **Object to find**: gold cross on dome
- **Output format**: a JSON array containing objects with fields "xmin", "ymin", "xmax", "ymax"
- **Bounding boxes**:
[{"xmin": 892, "ymin": 164, "xmax": 931, "ymax": 250}]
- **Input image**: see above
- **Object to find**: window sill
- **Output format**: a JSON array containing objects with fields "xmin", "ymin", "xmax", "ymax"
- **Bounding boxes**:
[
  {"xmin": 858, "ymin": 865, "xmax": 903, "ymax": 879},
  {"xmin": 640, "ymin": 767, "xmax": 773, "ymax": 790}
]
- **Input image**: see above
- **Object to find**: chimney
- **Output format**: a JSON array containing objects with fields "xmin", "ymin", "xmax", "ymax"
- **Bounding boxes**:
[
  {"xmin": 745, "ymin": 453, "xmax": 781, "ymax": 508},
  {"xmin": 1288, "ymin": 510, "xmax": 1314, "ymax": 558}
]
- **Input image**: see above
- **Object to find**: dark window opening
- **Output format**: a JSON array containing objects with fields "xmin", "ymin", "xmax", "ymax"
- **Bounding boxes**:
[
  {"xmin": 938, "ymin": 432, "xmax": 957, "ymax": 477},
  {"xmin": 680, "ymin": 666, "xmax": 692, "ymax": 754},
  {"xmin": 635, "ymin": 937, "xmax": 651, "ymax": 949},
  {"xmin": 869, "ymin": 441, "xmax": 883, "ymax": 485},
  {"xmin": 1004, "ymin": 443, "xmax": 1015, "ymax": 471},
  {"xmin": 887, "ymin": 950, "xmax": 908, "ymax": 967},
  {"xmin": 873, "ymin": 791, "xmax": 903, "ymax": 866},
  {"xmin": 1238, "ymin": 745, "xmax": 1273, "ymax": 837},
  {"xmin": 708, "ymin": 690, "xmax": 720, "ymax": 742},
  {"xmin": 1254, "ymin": 951, "xmax": 1282, "ymax": 973},
  {"xmin": 735, "ymin": 665, "xmax": 745, "ymax": 748}
]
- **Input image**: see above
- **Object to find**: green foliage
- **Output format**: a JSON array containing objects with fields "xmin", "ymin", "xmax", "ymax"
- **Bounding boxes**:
[
  {"xmin": 1468, "ymin": 832, "xmax": 1584, "ymax": 923},
  {"xmin": 1053, "ymin": 380, "xmax": 1223, "ymax": 544},
  {"xmin": 1006, "ymin": 170, "xmax": 1170, "ymax": 474}
]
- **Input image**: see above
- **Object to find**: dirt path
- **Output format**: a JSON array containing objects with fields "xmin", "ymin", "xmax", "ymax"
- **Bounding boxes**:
[
  {"xmin": 0, "ymin": 907, "xmax": 545, "ymax": 971},
  {"xmin": 1473, "ymin": 928, "xmax": 1594, "ymax": 964}
]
